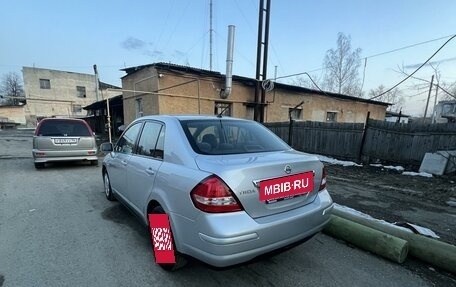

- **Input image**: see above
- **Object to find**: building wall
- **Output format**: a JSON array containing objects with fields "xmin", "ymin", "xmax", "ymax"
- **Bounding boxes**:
[
  {"xmin": 0, "ymin": 106, "xmax": 26, "ymax": 125},
  {"xmin": 121, "ymin": 66, "xmax": 387, "ymax": 125},
  {"xmin": 264, "ymin": 89, "xmax": 386, "ymax": 123},
  {"xmin": 121, "ymin": 66, "xmax": 161, "ymax": 124},
  {"xmin": 22, "ymin": 67, "xmax": 100, "ymax": 126},
  {"xmin": 122, "ymin": 68, "xmax": 257, "ymax": 125}
]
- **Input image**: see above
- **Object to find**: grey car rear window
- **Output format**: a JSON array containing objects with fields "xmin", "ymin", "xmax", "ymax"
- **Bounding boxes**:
[
  {"xmin": 37, "ymin": 120, "xmax": 91, "ymax": 137},
  {"xmin": 180, "ymin": 119, "xmax": 289, "ymax": 155}
]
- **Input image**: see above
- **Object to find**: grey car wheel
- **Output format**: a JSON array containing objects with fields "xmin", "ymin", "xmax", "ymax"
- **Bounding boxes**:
[
  {"xmin": 150, "ymin": 206, "xmax": 187, "ymax": 271},
  {"xmin": 103, "ymin": 172, "xmax": 115, "ymax": 201}
]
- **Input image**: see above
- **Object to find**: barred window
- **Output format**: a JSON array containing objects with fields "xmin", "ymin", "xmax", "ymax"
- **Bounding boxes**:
[{"xmin": 214, "ymin": 102, "xmax": 232, "ymax": 117}]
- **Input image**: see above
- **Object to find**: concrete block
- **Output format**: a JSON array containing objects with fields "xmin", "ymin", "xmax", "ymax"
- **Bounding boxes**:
[{"xmin": 419, "ymin": 152, "xmax": 448, "ymax": 175}]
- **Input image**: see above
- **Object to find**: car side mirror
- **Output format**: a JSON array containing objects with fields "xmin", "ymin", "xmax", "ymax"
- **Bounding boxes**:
[{"xmin": 100, "ymin": 142, "xmax": 113, "ymax": 153}]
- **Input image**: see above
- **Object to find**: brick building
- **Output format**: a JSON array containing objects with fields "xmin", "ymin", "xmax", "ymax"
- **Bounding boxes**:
[{"xmin": 121, "ymin": 63, "xmax": 389, "ymax": 125}]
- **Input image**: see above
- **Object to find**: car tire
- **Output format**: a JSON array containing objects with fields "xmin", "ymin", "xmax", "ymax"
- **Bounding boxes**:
[
  {"xmin": 103, "ymin": 172, "xmax": 115, "ymax": 201},
  {"xmin": 90, "ymin": 160, "xmax": 99, "ymax": 166},
  {"xmin": 150, "ymin": 206, "xmax": 187, "ymax": 271},
  {"xmin": 34, "ymin": 162, "xmax": 45, "ymax": 169}
]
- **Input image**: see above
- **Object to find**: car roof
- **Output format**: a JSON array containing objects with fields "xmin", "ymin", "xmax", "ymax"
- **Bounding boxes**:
[
  {"xmin": 40, "ymin": 117, "xmax": 86, "ymax": 122},
  {"xmin": 136, "ymin": 115, "xmax": 251, "ymax": 122}
]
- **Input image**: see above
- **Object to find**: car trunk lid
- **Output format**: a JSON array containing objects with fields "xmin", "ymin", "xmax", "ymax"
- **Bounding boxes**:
[{"xmin": 195, "ymin": 150, "xmax": 324, "ymax": 219}]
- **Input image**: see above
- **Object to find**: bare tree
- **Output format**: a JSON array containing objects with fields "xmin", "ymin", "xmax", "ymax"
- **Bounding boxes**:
[
  {"xmin": 291, "ymin": 73, "xmax": 321, "ymax": 90},
  {"xmin": 322, "ymin": 33, "xmax": 362, "ymax": 96},
  {"xmin": 0, "ymin": 72, "xmax": 25, "ymax": 105},
  {"xmin": 395, "ymin": 64, "xmax": 456, "ymax": 102},
  {"xmin": 368, "ymin": 85, "xmax": 404, "ymax": 112}
]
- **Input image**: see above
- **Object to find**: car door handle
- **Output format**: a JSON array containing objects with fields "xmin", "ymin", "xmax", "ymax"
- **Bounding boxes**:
[
  {"xmin": 145, "ymin": 168, "xmax": 155, "ymax": 175},
  {"xmin": 121, "ymin": 160, "xmax": 128, "ymax": 166}
]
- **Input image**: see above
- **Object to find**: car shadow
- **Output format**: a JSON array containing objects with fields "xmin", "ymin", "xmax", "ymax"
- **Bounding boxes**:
[{"xmin": 35, "ymin": 161, "xmax": 99, "ymax": 170}]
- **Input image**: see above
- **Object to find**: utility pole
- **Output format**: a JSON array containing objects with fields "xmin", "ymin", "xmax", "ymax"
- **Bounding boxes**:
[
  {"xmin": 432, "ymin": 80, "xmax": 439, "ymax": 123},
  {"xmin": 254, "ymin": 0, "xmax": 271, "ymax": 123},
  {"xmin": 423, "ymin": 74, "xmax": 434, "ymax": 123}
]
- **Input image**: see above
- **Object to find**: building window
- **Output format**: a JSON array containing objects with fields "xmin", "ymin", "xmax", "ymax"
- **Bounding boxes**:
[
  {"xmin": 215, "ymin": 102, "xmax": 232, "ymax": 117},
  {"xmin": 73, "ymin": 105, "xmax": 82, "ymax": 113},
  {"xmin": 326, "ymin": 112, "xmax": 338, "ymax": 122},
  {"xmin": 40, "ymin": 79, "xmax": 51, "ymax": 89},
  {"xmin": 136, "ymin": 98, "xmax": 143, "ymax": 118},
  {"xmin": 289, "ymin": 108, "xmax": 302, "ymax": 120},
  {"xmin": 76, "ymin": 86, "xmax": 86, "ymax": 98}
]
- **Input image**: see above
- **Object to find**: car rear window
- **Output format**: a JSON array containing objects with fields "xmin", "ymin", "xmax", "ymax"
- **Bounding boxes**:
[
  {"xmin": 180, "ymin": 119, "xmax": 289, "ymax": 155},
  {"xmin": 37, "ymin": 120, "xmax": 91, "ymax": 137}
]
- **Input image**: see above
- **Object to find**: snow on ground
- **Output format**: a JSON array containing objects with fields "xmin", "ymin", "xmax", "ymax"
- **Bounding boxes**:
[
  {"xmin": 402, "ymin": 171, "xmax": 433, "ymax": 178},
  {"xmin": 317, "ymin": 154, "xmax": 434, "ymax": 178},
  {"xmin": 316, "ymin": 155, "xmax": 362, "ymax": 167},
  {"xmin": 333, "ymin": 203, "xmax": 440, "ymax": 238},
  {"xmin": 369, "ymin": 164, "xmax": 405, "ymax": 172}
]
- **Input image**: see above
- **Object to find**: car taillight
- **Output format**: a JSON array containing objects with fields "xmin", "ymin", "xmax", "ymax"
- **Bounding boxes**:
[
  {"xmin": 191, "ymin": 176, "xmax": 243, "ymax": 213},
  {"xmin": 319, "ymin": 167, "xmax": 327, "ymax": 191}
]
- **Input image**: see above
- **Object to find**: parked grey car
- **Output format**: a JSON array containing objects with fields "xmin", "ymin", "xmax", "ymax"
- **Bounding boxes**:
[
  {"xmin": 101, "ymin": 115, "xmax": 333, "ymax": 270},
  {"xmin": 33, "ymin": 118, "xmax": 98, "ymax": 169}
]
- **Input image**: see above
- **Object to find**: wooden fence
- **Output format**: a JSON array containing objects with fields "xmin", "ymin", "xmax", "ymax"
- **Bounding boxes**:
[
  {"xmin": 362, "ymin": 120, "xmax": 456, "ymax": 166},
  {"xmin": 265, "ymin": 120, "xmax": 456, "ymax": 168}
]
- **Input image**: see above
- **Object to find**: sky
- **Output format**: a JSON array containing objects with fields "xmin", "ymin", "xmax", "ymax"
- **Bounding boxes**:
[{"xmin": 1, "ymin": 0, "xmax": 455, "ymax": 116}]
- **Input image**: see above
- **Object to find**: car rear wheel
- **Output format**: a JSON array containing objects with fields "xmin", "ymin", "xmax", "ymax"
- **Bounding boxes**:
[
  {"xmin": 34, "ymin": 162, "xmax": 45, "ymax": 169},
  {"xmin": 103, "ymin": 172, "xmax": 115, "ymax": 201},
  {"xmin": 149, "ymin": 206, "xmax": 187, "ymax": 271}
]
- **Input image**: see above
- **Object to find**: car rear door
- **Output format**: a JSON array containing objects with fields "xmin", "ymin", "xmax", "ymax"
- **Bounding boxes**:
[
  {"xmin": 125, "ymin": 121, "xmax": 165, "ymax": 214},
  {"xmin": 108, "ymin": 122, "xmax": 143, "ymax": 198}
]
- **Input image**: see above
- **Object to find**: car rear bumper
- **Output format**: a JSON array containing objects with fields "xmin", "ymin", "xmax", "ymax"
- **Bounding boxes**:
[
  {"xmin": 172, "ymin": 189, "xmax": 333, "ymax": 267},
  {"xmin": 33, "ymin": 149, "xmax": 98, "ymax": 163}
]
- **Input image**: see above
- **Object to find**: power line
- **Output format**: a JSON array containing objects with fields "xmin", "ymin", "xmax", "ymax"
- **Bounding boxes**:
[
  {"xmin": 370, "ymin": 34, "xmax": 456, "ymax": 100},
  {"xmin": 364, "ymin": 34, "xmax": 455, "ymax": 60},
  {"xmin": 273, "ymin": 33, "xmax": 456, "ymax": 82}
]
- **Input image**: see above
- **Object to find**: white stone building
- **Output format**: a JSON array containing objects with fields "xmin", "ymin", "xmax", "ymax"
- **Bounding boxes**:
[{"xmin": 22, "ymin": 67, "xmax": 119, "ymax": 127}]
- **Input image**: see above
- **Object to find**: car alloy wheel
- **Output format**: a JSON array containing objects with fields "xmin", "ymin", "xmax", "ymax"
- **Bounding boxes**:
[{"xmin": 103, "ymin": 173, "xmax": 115, "ymax": 201}]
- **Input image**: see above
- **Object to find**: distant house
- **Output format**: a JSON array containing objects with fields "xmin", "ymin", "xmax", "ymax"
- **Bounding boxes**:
[
  {"xmin": 22, "ymin": 67, "xmax": 120, "ymax": 127},
  {"xmin": 385, "ymin": 111, "xmax": 410, "ymax": 123},
  {"xmin": 433, "ymin": 100, "xmax": 456, "ymax": 123},
  {"xmin": 120, "ymin": 62, "xmax": 389, "ymax": 125},
  {"xmin": 0, "ymin": 105, "xmax": 26, "ymax": 128}
]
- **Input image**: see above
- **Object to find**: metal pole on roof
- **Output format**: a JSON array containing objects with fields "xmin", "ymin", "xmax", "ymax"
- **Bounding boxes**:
[
  {"xmin": 254, "ymin": 0, "xmax": 264, "ymax": 122},
  {"xmin": 254, "ymin": 0, "xmax": 271, "ymax": 123},
  {"xmin": 259, "ymin": 0, "xmax": 271, "ymax": 123},
  {"xmin": 93, "ymin": 64, "xmax": 100, "ymax": 102},
  {"xmin": 209, "ymin": 0, "xmax": 213, "ymax": 71}
]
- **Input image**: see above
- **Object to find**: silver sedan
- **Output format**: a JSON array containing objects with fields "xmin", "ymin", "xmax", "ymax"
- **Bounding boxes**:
[{"xmin": 101, "ymin": 115, "xmax": 333, "ymax": 270}]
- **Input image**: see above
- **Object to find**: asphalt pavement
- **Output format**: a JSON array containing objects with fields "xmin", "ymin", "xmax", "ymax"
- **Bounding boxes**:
[{"xmin": 0, "ymin": 129, "xmax": 447, "ymax": 287}]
